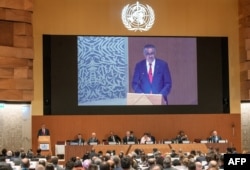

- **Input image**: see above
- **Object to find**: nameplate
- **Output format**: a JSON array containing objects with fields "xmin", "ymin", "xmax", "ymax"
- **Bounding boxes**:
[
  {"xmin": 108, "ymin": 142, "xmax": 117, "ymax": 145},
  {"xmin": 164, "ymin": 141, "xmax": 172, "ymax": 144},
  {"xmin": 127, "ymin": 141, "xmax": 135, "ymax": 144},
  {"xmin": 218, "ymin": 140, "xmax": 226, "ymax": 143},
  {"xmin": 200, "ymin": 140, "xmax": 208, "ymax": 143},
  {"xmin": 146, "ymin": 141, "xmax": 154, "ymax": 144},
  {"xmin": 89, "ymin": 142, "xmax": 98, "ymax": 145},
  {"xmin": 183, "ymin": 141, "xmax": 190, "ymax": 144}
]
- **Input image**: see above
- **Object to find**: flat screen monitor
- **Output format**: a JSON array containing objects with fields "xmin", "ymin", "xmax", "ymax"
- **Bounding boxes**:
[{"xmin": 43, "ymin": 35, "xmax": 229, "ymax": 114}]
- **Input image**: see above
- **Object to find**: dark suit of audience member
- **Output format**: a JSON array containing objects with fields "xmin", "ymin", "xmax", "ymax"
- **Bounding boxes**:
[
  {"xmin": 10, "ymin": 151, "xmax": 22, "ymax": 165},
  {"xmin": 107, "ymin": 131, "xmax": 121, "ymax": 143},
  {"xmin": 0, "ymin": 156, "xmax": 12, "ymax": 170},
  {"xmin": 37, "ymin": 124, "xmax": 50, "ymax": 137},
  {"xmin": 208, "ymin": 130, "xmax": 222, "ymax": 143}
]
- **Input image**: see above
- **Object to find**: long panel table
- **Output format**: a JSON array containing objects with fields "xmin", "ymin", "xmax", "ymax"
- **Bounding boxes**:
[{"xmin": 64, "ymin": 143, "xmax": 230, "ymax": 161}]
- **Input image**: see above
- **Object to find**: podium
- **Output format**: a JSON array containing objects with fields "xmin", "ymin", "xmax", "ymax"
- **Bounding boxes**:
[
  {"xmin": 127, "ymin": 93, "xmax": 164, "ymax": 105},
  {"xmin": 38, "ymin": 136, "xmax": 51, "ymax": 155}
]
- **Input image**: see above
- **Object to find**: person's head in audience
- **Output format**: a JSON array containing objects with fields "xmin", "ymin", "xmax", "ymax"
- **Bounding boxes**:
[
  {"xmin": 99, "ymin": 161, "xmax": 110, "ymax": 170},
  {"xmin": 187, "ymin": 161, "xmax": 196, "ymax": 170},
  {"xmin": 20, "ymin": 152, "xmax": 26, "ymax": 159},
  {"xmin": 45, "ymin": 155, "xmax": 52, "ymax": 163},
  {"xmin": 82, "ymin": 159, "xmax": 91, "ymax": 169},
  {"xmin": 149, "ymin": 164, "xmax": 163, "ymax": 170},
  {"xmin": 36, "ymin": 164, "xmax": 45, "ymax": 170},
  {"xmin": 1, "ymin": 149, "xmax": 7, "ymax": 157},
  {"xmin": 51, "ymin": 156, "xmax": 59, "ymax": 165},
  {"xmin": 162, "ymin": 156, "xmax": 172, "ymax": 168},
  {"xmin": 65, "ymin": 160, "xmax": 75, "ymax": 170},
  {"xmin": 6, "ymin": 150, "xmax": 12, "ymax": 159},
  {"xmin": 45, "ymin": 163, "xmax": 54, "ymax": 170},
  {"xmin": 148, "ymin": 157, "xmax": 156, "ymax": 168},
  {"xmin": 194, "ymin": 161, "xmax": 202, "ymax": 170},
  {"xmin": 71, "ymin": 156, "xmax": 77, "ymax": 162},
  {"xmin": 119, "ymin": 151, "xmax": 124, "ymax": 159},
  {"xmin": 74, "ymin": 160, "xmax": 83, "ymax": 168},
  {"xmin": 172, "ymin": 159, "xmax": 181, "ymax": 166},
  {"xmin": 155, "ymin": 155, "xmax": 164, "ymax": 167},
  {"xmin": 36, "ymin": 148, "xmax": 42, "ymax": 156},
  {"xmin": 208, "ymin": 160, "xmax": 218, "ymax": 169},
  {"xmin": 218, "ymin": 155, "xmax": 224, "ymax": 169},
  {"xmin": 0, "ymin": 163, "xmax": 12, "ymax": 170},
  {"xmin": 93, "ymin": 157, "xmax": 102, "ymax": 166},
  {"xmin": 21, "ymin": 158, "xmax": 30, "ymax": 169},
  {"xmin": 88, "ymin": 164, "xmax": 98, "ymax": 170},
  {"xmin": 121, "ymin": 156, "xmax": 131, "ymax": 170},
  {"xmin": 112, "ymin": 155, "xmax": 121, "ymax": 168},
  {"xmin": 181, "ymin": 157, "xmax": 189, "ymax": 168},
  {"xmin": 38, "ymin": 159, "xmax": 46, "ymax": 167},
  {"xmin": 14, "ymin": 150, "xmax": 20, "ymax": 158}
]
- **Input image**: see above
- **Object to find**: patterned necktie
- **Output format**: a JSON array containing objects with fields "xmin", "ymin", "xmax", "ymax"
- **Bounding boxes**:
[{"xmin": 148, "ymin": 64, "xmax": 153, "ymax": 83}]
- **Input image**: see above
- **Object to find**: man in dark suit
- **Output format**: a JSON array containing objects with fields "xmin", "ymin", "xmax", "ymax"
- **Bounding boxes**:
[
  {"xmin": 37, "ymin": 124, "xmax": 50, "ymax": 137},
  {"xmin": 122, "ymin": 131, "xmax": 136, "ymax": 144},
  {"xmin": 73, "ymin": 133, "xmax": 85, "ymax": 145},
  {"xmin": 107, "ymin": 131, "xmax": 121, "ymax": 143},
  {"xmin": 132, "ymin": 44, "xmax": 172, "ymax": 104},
  {"xmin": 208, "ymin": 130, "xmax": 222, "ymax": 143}
]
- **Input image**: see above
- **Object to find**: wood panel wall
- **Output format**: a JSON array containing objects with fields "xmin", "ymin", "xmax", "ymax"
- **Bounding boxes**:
[
  {"xmin": 240, "ymin": 0, "xmax": 250, "ymax": 99},
  {"xmin": 0, "ymin": 0, "xmax": 34, "ymax": 101},
  {"xmin": 32, "ymin": 114, "xmax": 241, "ymax": 156}
]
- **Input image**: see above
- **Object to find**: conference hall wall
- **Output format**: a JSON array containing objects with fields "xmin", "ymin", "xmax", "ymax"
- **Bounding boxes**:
[{"xmin": 32, "ymin": 0, "xmax": 240, "ymax": 151}]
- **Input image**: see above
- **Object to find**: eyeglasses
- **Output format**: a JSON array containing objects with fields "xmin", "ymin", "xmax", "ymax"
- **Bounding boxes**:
[{"xmin": 145, "ymin": 52, "xmax": 155, "ymax": 56}]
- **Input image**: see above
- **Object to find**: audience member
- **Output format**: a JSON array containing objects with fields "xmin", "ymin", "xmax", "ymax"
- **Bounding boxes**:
[
  {"xmin": 162, "ymin": 156, "xmax": 177, "ymax": 170},
  {"xmin": 150, "ymin": 164, "xmax": 163, "ymax": 170},
  {"xmin": 195, "ymin": 161, "xmax": 203, "ymax": 170},
  {"xmin": 51, "ymin": 156, "xmax": 64, "ymax": 170},
  {"xmin": 0, "ymin": 156, "xmax": 12, "ymax": 170},
  {"xmin": 45, "ymin": 163, "xmax": 54, "ymax": 170},
  {"xmin": 99, "ymin": 161, "xmax": 110, "ymax": 170},
  {"xmin": 10, "ymin": 151, "xmax": 21, "ymax": 165},
  {"xmin": 36, "ymin": 164, "xmax": 45, "ymax": 170},
  {"xmin": 120, "ymin": 156, "xmax": 132, "ymax": 170},
  {"xmin": 21, "ymin": 158, "xmax": 30, "ymax": 170},
  {"xmin": 112, "ymin": 156, "xmax": 122, "ymax": 170}
]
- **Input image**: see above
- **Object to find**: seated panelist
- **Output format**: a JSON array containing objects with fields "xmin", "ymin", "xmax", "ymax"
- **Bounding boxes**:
[
  {"xmin": 87, "ymin": 132, "xmax": 100, "ymax": 145},
  {"xmin": 175, "ymin": 130, "xmax": 188, "ymax": 143},
  {"xmin": 107, "ymin": 131, "xmax": 121, "ymax": 143},
  {"xmin": 208, "ymin": 130, "xmax": 222, "ymax": 143},
  {"xmin": 72, "ymin": 133, "xmax": 85, "ymax": 145}
]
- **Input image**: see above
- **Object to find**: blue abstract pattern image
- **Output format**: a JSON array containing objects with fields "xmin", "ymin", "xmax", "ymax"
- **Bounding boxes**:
[{"xmin": 77, "ymin": 36, "xmax": 128, "ymax": 105}]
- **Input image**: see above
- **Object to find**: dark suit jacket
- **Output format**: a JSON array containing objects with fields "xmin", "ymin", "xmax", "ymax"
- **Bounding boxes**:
[
  {"xmin": 209, "ymin": 135, "xmax": 222, "ymax": 143},
  {"xmin": 72, "ymin": 138, "xmax": 85, "ymax": 144},
  {"xmin": 132, "ymin": 58, "xmax": 172, "ymax": 103},
  {"xmin": 87, "ymin": 138, "xmax": 99, "ymax": 144},
  {"xmin": 107, "ymin": 135, "xmax": 121, "ymax": 143},
  {"xmin": 37, "ymin": 128, "xmax": 50, "ymax": 137},
  {"xmin": 122, "ymin": 136, "xmax": 136, "ymax": 144}
]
